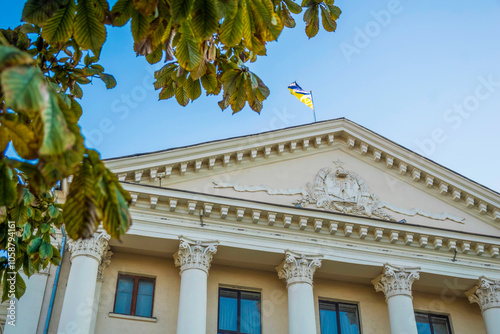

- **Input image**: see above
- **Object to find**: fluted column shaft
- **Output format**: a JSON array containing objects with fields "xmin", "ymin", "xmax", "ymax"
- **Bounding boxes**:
[
  {"xmin": 174, "ymin": 237, "xmax": 218, "ymax": 334},
  {"xmin": 276, "ymin": 251, "xmax": 322, "ymax": 334},
  {"xmin": 57, "ymin": 233, "xmax": 110, "ymax": 334},
  {"xmin": 372, "ymin": 264, "xmax": 420, "ymax": 334},
  {"xmin": 466, "ymin": 276, "xmax": 500, "ymax": 334}
]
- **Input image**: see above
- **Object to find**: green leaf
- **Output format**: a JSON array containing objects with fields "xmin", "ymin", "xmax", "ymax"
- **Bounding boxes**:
[
  {"xmin": 74, "ymin": 0, "xmax": 107, "ymax": 57},
  {"xmin": 63, "ymin": 154, "xmax": 101, "ymax": 240},
  {"xmin": 320, "ymin": 5, "xmax": 337, "ymax": 32},
  {"xmin": 0, "ymin": 45, "xmax": 34, "ymax": 71},
  {"xmin": 0, "ymin": 125, "xmax": 9, "ymax": 154},
  {"xmin": 11, "ymin": 205, "xmax": 29, "ymax": 226},
  {"xmin": 22, "ymin": 0, "xmax": 60, "ymax": 26},
  {"xmin": 22, "ymin": 188, "xmax": 35, "ymax": 206},
  {"xmin": 131, "ymin": 8, "xmax": 150, "ymax": 42},
  {"xmin": 186, "ymin": 76, "xmax": 202, "ymax": 100},
  {"xmin": 110, "ymin": 0, "xmax": 133, "ymax": 26},
  {"xmin": 172, "ymin": 0, "xmax": 195, "ymax": 23},
  {"xmin": 220, "ymin": 7, "xmax": 243, "ymax": 46},
  {"xmin": 38, "ymin": 90, "xmax": 76, "ymax": 156},
  {"xmin": 23, "ymin": 256, "xmax": 37, "ymax": 277},
  {"xmin": 326, "ymin": 4, "xmax": 341, "ymax": 20},
  {"xmin": 0, "ymin": 162, "xmax": 16, "ymax": 207},
  {"xmin": 71, "ymin": 82, "xmax": 83, "ymax": 98},
  {"xmin": 175, "ymin": 85, "xmax": 190, "ymax": 106},
  {"xmin": 176, "ymin": 22, "xmax": 202, "ymax": 71},
  {"xmin": 27, "ymin": 237, "xmax": 43, "ymax": 255},
  {"xmin": 192, "ymin": 0, "xmax": 219, "ymax": 39},
  {"xmin": 40, "ymin": 223, "xmax": 51, "ymax": 233},
  {"xmin": 1, "ymin": 66, "xmax": 46, "ymax": 117},
  {"xmin": 283, "ymin": 0, "xmax": 302, "ymax": 14},
  {"xmin": 1, "ymin": 120, "xmax": 39, "ymax": 160},
  {"xmin": 158, "ymin": 82, "xmax": 176, "ymax": 100},
  {"xmin": 14, "ymin": 273, "xmax": 26, "ymax": 300},
  {"xmin": 48, "ymin": 205, "xmax": 60, "ymax": 218},
  {"xmin": 100, "ymin": 170, "xmax": 131, "ymax": 239},
  {"xmin": 22, "ymin": 222, "xmax": 32, "ymax": 242},
  {"xmin": 42, "ymin": 0, "xmax": 76, "ymax": 46},
  {"xmin": 146, "ymin": 46, "xmax": 163, "ymax": 64},
  {"xmin": 93, "ymin": 0, "xmax": 110, "ymax": 22},
  {"xmin": 98, "ymin": 73, "xmax": 117, "ymax": 89},
  {"xmin": 201, "ymin": 73, "xmax": 218, "ymax": 94},
  {"xmin": 305, "ymin": 5, "xmax": 319, "ymax": 38},
  {"xmin": 39, "ymin": 241, "xmax": 53, "ymax": 260}
]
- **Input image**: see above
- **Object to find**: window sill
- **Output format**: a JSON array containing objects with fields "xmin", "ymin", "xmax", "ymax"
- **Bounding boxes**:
[{"xmin": 108, "ymin": 312, "xmax": 157, "ymax": 323}]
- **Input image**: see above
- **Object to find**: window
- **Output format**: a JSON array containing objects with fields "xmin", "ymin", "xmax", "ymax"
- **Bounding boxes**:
[
  {"xmin": 319, "ymin": 300, "xmax": 361, "ymax": 334},
  {"xmin": 113, "ymin": 274, "xmax": 155, "ymax": 318},
  {"xmin": 218, "ymin": 288, "xmax": 261, "ymax": 334},
  {"xmin": 415, "ymin": 313, "xmax": 452, "ymax": 334}
]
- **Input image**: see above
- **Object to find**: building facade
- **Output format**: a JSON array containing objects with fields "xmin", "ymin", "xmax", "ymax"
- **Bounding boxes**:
[{"xmin": 1, "ymin": 118, "xmax": 500, "ymax": 334}]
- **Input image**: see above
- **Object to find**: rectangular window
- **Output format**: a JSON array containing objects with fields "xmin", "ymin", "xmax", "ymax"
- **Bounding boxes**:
[
  {"xmin": 319, "ymin": 300, "xmax": 361, "ymax": 334},
  {"xmin": 113, "ymin": 274, "xmax": 155, "ymax": 318},
  {"xmin": 218, "ymin": 288, "xmax": 261, "ymax": 334},
  {"xmin": 415, "ymin": 313, "xmax": 452, "ymax": 334}
]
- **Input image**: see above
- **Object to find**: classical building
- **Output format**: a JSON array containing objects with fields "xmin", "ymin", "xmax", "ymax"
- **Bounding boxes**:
[{"xmin": 1, "ymin": 118, "xmax": 500, "ymax": 334}]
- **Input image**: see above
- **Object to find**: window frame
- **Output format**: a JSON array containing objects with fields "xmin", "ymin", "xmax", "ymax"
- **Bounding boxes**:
[
  {"xmin": 217, "ymin": 287, "xmax": 262, "ymax": 334},
  {"xmin": 415, "ymin": 312, "xmax": 452, "ymax": 334},
  {"xmin": 113, "ymin": 274, "xmax": 156, "ymax": 318},
  {"xmin": 318, "ymin": 299, "xmax": 362, "ymax": 334}
]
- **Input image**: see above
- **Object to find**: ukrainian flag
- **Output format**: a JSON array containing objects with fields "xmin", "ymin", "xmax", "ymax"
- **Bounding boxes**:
[{"xmin": 288, "ymin": 81, "xmax": 313, "ymax": 109}]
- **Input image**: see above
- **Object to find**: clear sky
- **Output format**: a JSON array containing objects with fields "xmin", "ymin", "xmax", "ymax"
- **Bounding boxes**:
[{"xmin": 2, "ymin": 1, "xmax": 500, "ymax": 192}]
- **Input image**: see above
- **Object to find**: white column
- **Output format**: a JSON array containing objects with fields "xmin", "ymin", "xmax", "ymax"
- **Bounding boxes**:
[
  {"xmin": 276, "ymin": 251, "xmax": 323, "ymax": 334},
  {"xmin": 372, "ymin": 264, "xmax": 421, "ymax": 334},
  {"xmin": 3, "ymin": 269, "xmax": 49, "ymax": 334},
  {"xmin": 90, "ymin": 250, "xmax": 112, "ymax": 334},
  {"xmin": 174, "ymin": 237, "xmax": 218, "ymax": 334},
  {"xmin": 466, "ymin": 276, "xmax": 500, "ymax": 334},
  {"xmin": 57, "ymin": 232, "xmax": 110, "ymax": 334}
]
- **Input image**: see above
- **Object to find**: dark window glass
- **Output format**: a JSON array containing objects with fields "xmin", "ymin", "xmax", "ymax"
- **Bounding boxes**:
[
  {"xmin": 218, "ymin": 288, "xmax": 261, "ymax": 334},
  {"xmin": 113, "ymin": 275, "xmax": 155, "ymax": 318},
  {"xmin": 319, "ymin": 300, "xmax": 360, "ymax": 334},
  {"xmin": 415, "ymin": 313, "xmax": 452, "ymax": 334}
]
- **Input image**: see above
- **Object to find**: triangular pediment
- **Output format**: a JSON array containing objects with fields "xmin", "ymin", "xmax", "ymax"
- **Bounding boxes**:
[{"xmin": 104, "ymin": 118, "xmax": 500, "ymax": 236}]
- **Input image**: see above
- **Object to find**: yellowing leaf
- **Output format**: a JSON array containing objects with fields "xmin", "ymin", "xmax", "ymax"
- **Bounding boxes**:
[
  {"xmin": 42, "ymin": 0, "xmax": 76, "ymax": 46},
  {"xmin": 1, "ymin": 120, "xmax": 39, "ymax": 160},
  {"xmin": 1, "ymin": 66, "xmax": 46, "ymax": 117},
  {"xmin": 74, "ymin": 0, "xmax": 106, "ymax": 57}
]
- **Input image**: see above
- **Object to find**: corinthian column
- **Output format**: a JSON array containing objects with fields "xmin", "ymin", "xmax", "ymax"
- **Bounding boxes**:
[
  {"xmin": 466, "ymin": 276, "xmax": 500, "ymax": 334},
  {"xmin": 174, "ymin": 237, "xmax": 218, "ymax": 334},
  {"xmin": 58, "ymin": 232, "xmax": 110, "ymax": 334},
  {"xmin": 372, "ymin": 264, "xmax": 420, "ymax": 334},
  {"xmin": 276, "ymin": 251, "xmax": 322, "ymax": 334}
]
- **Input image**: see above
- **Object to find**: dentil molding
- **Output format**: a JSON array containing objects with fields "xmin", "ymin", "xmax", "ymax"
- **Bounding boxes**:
[
  {"xmin": 372, "ymin": 264, "xmax": 421, "ymax": 300},
  {"xmin": 173, "ymin": 236, "xmax": 219, "ymax": 274},
  {"xmin": 276, "ymin": 251, "xmax": 323, "ymax": 287},
  {"xmin": 466, "ymin": 276, "xmax": 500, "ymax": 312},
  {"xmin": 67, "ymin": 232, "xmax": 111, "ymax": 263}
]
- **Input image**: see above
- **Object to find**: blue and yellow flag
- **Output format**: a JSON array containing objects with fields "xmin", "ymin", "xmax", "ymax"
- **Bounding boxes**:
[{"xmin": 288, "ymin": 81, "xmax": 313, "ymax": 109}]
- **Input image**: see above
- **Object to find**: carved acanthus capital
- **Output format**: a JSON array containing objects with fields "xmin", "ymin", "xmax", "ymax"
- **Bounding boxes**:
[
  {"xmin": 466, "ymin": 276, "xmax": 500, "ymax": 312},
  {"xmin": 67, "ymin": 232, "xmax": 111, "ymax": 263},
  {"xmin": 97, "ymin": 249, "xmax": 113, "ymax": 281},
  {"xmin": 276, "ymin": 251, "xmax": 323, "ymax": 287},
  {"xmin": 372, "ymin": 264, "xmax": 421, "ymax": 300},
  {"xmin": 174, "ymin": 237, "xmax": 219, "ymax": 274}
]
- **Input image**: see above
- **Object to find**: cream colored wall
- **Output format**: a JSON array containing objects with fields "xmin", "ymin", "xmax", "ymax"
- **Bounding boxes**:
[
  {"xmin": 94, "ymin": 252, "xmax": 180, "ymax": 334},
  {"xmin": 86, "ymin": 253, "xmax": 486, "ymax": 334},
  {"xmin": 165, "ymin": 149, "xmax": 500, "ymax": 237}
]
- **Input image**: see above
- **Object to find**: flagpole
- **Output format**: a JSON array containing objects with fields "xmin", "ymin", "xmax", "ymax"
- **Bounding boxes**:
[{"xmin": 310, "ymin": 91, "xmax": 317, "ymax": 122}]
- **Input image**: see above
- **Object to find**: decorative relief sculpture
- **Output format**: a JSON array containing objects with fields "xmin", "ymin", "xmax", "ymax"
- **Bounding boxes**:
[
  {"xmin": 466, "ymin": 276, "xmax": 500, "ymax": 312},
  {"xmin": 276, "ymin": 251, "xmax": 323, "ymax": 286},
  {"xmin": 372, "ymin": 264, "xmax": 421, "ymax": 299},
  {"xmin": 213, "ymin": 159, "xmax": 464, "ymax": 223},
  {"xmin": 97, "ymin": 249, "xmax": 113, "ymax": 281},
  {"xmin": 174, "ymin": 237, "xmax": 219, "ymax": 274},
  {"xmin": 67, "ymin": 232, "xmax": 111, "ymax": 262}
]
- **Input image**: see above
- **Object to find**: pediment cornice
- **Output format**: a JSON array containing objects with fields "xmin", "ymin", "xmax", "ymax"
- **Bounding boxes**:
[
  {"xmin": 121, "ymin": 182, "xmax": 500, "ymax": 262},
  {"xmin": 103, "ymin": 119, "xmax": 500, "ymax": 226}
]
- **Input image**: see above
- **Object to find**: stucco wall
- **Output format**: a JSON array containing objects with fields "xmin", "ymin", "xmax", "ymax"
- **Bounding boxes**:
[{"xmin": 81, "ymin": 252, "xmax": 486, "ymax": 334}]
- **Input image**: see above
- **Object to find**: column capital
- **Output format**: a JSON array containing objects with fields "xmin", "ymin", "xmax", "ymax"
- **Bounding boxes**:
[
  {"xmin": 67, "ymin": 232, "xmax": 111, "ymax": 263},
  {"xmin": 466, "ymin": 276, "xmax": 500, "ymax": 312},
  {"xmin": 97, "ymin": 249, "xmax": 113, "ymax": 281},
  {"xmin": 276, "ymin": 251, "xmax": 323, "ymax": 287},
  {"xmin": 372, "ymin": 264, "xmax": 421, "ymax": 300},
  {"xmin": 174, "ymin": 236, "xmax": 219, "ymax": 274}
]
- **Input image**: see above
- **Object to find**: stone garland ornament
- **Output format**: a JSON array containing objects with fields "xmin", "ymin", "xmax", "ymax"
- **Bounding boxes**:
[
  {"xmin": 213, "ymin": 160, "xmax": 464, "ymax": 223},
  {"xmin": 276, "ymin": 251, "xmax": 323, "ymax": 287},
  {"xmin": 174, "ymin": 237, "xmax": 219, "ymax": 274}
]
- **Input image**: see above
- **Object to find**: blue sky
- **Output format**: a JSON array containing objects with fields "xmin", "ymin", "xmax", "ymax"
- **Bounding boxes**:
[{"xmin": 2, "ymin": 1, "xmax": 500, "ymax": 192}]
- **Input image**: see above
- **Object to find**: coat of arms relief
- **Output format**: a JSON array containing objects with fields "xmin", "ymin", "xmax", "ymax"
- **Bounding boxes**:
[{"xmin": 213, "ymin": 160, "xmax": 464, "ymax": 223}]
